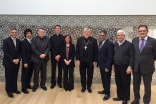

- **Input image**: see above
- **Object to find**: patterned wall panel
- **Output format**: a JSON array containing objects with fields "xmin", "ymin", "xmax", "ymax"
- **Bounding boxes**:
[{"xmin": 0, "ymin": 15, "xmax": 156, "ymax": 84}]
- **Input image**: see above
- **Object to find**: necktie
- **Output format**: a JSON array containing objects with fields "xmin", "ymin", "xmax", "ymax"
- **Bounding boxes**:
[
  {"xmin": 99, "ymin": 41, "xmax": 103, "ymax": 51},
  {"xmin": 13, "ymin": 38, "xmax": 16, "ymax": 48},
  {"xmin": 140, "ymin": 39, "xmax": 145, "ymax": 53}
]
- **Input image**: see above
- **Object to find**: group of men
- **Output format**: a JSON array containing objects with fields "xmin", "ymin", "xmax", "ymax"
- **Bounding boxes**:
[{"xmin": 2, "ymin": 25, "xmax": 156, "ymax": 104}]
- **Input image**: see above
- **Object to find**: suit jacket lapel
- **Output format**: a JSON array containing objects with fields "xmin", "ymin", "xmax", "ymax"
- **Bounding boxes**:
[
  {"xmin": 99, "ymin": 39, "xmax": 107, "ymax": 52},
  {"xmin": 135, "ymin": 37, "xmax": 140, "ymax": 54},
  {"xmin": 141, "ymin": 37, "xmax": 150, "ymax": 54},
  {"xmin": 9, "ymin": 37, "xmax": 16, "ymax": 49}
]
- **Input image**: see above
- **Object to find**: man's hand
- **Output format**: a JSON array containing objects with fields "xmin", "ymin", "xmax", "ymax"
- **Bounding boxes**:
[
  {"xmin": 105, "ymin": 68, "xmax": 109, "ymax": 72},
  {"xmin": 14, "ymin": 59, "xmax": 20, "ymax": 64},
  {"xmin": 126, "ymin": 67, "xmax": 132, "ymax": 74},
  {"xmin": 24, "ymin": 63, "xmax": 28, "ymax": 68},
  {"xmin": 55, "ymin": 55, "xmax": 60, "ymax": 61},
  {"xmin": 93, "ymin": 62, "xmax": 96, "ymax": 66},
  {"xmin": 40, "ymin": 54, "xmax": 46, "ymax": 59},
  {"xmin": 77, "ymin": 60, "xmax": 80, "ymax": 66}
]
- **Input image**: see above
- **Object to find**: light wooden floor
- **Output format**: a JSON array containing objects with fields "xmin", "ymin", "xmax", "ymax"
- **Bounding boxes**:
[{"xmin": 0, "ymin": 83, "xmax": 156, "ymax": 104}]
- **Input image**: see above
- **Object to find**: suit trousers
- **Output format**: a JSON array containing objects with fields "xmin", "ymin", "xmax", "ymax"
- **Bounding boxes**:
[
  {"xmin": 63, "ymin": 65, "xmax": 74, "ymax": 90},
  {"xmin": 79, "ymin": 61, "xmax": 94, "ymax": 89},
  {"xmin": 114, "ymin": 64, "xmax": 131, "ymax": 100},
  {"xmin": 51, "ymin": 57, "xmax": 62, "ymax": 84},
  {"xmin": 133, "ymin": 66, "xmax": 153, "ymax": 104},
  {"xmin": 100, "ymin": 68, "xmax": 111, "ymax": 95},
  {"xmin": 21, "ymin": 62, "xmax": 33, "ymax": 90},
  {"xmin": 5, "ymin": 64, "xmax": 20, "ymax": 94},
  {"xmin": 33, "ymin": 59, "xmax": 47, "ymax": 87}
]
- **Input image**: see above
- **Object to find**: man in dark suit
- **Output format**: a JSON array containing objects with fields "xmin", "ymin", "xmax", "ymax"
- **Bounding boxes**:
[
  {"xmin": 50, "ymin": 25, "xmax": 64, "ymax": 89},
  {"xmin": 131, "ymin": 25, "xmax": 156, "ymax": 104},
  {"xmin": 113, "ymin": 30, "xmax": 134, "ymax": 104},
  {"xmin": 31, "ymin": 28, "xmax": 50, "ymax": 92},
  {"xmin": 21, "ymin": 29, "xmax": 34, "ymax": 94},
  {"xmin": 97, "ymin": 30, "xmax": 114, "ymax": 100},
  {"xmin": 2, "ymin": 28, "xmax": 21, "ymax": 98},
  {"xmin": 76, "ymin": 28, "xmax": 98, "ymax": 93}
]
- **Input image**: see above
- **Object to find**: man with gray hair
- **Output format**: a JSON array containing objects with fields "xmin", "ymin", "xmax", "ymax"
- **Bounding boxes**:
[
  {"xmin": 76, "ymin": 28, "xmax": 98, "ymax": 93},
  {"xmin": 113, "ymin": 30, "xmax": 134, "ymax": 104}
]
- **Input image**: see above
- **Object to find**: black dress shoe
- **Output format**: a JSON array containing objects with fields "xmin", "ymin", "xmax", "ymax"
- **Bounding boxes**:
[
  {"xmin": 69, "ymin": 88, "xmax": 73, "ymax": 91},
  {"xmin": 7, "ymin": 93, "xmax": 14, "ymax": 98},
  {"xmin": 103, "ymin": 94, "xmax": 110, "ymax": 100},
  {"xmin": 122, "ymin": 100, "xmax": 127, "ymax": 104},
  {"xmin": 113, "ymin": 97, "xmax": 123, "ymax": 101},
  {"xmin": 13, "ymin": 90, "xmax": 21, "ymax": 94},
  {"xmin": 32, "ymin": 87, "xmax": 37, "ymax": 92},
  {"xmin": 41, "ymin": 86, "xmax": 47, "ymax": 91},
  {"xmin": 50, "ymin": 84, "xmax": 56, "ymax": 89},
  {"xmin": 88, "ymin": 88, "xmax": 92, "ymax": 93},
  {"xmin": 22, "ymin": 89, "xmax": 29, "ymax": 94},
  {"xmin": 131, "ymin": 99, "xmax": 139, "ymax": 104},
  {"xmin": 64, "ymin": 88, "xmax": 68, "ymax": 91},
  {"xmin": 98, "ymin": 90, "xmax": 105, "ymax": 94},
  {"xmin": 81, "ymin": 88, "xmax": 86, "ymax": 93},
  {"xmin": 58, "ymin": 83, "xmax": 62, "ymax": 88}
]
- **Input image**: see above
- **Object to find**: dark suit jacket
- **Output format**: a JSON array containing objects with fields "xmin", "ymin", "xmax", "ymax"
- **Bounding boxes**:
[
  {"xmin": 21, "ymin": 38, "xmax": 32, "ymax": 64},
  {"xmin": 97, "ymin": 39, "xmax": 114, "ymax": 70},
  {"xmin": 2, "ymin": 37, "xmax": 21, "ymax": 67},
  {"xmin": 31, "ymin": 36, "xmax": 50, "ymax": 64},
  {"xmin": 50, "ymin": 34, "xmax": 64, "ymax": 58},
  {"xmin": 76, "ymin": 36, "xmax": 98, "ymax": 66},
  {"xmin": 60, "ymin": 43, "xmax": 75, "ymax": 67},
  {"xmin": 132, "ymin": 36, "xmax": 156, "ymax": 74}
]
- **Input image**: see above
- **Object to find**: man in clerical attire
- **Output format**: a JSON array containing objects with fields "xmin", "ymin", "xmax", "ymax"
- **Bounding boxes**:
[{"xmin": 76, "ymin": 28, "xmax": 98, "ymax": 93}]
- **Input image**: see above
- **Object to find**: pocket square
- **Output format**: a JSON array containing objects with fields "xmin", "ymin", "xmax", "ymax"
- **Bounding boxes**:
[{"xmin": 148, "ymin": 46, "xmax": 153, "ymax": 47}]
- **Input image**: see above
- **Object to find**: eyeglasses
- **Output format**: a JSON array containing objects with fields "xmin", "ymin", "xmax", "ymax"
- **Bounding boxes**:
[
  {"xmin": 138, "ymin": 30, "xmax": 148, "ymax": 33},
  {"xmin": 100, "ymin": 35, "xmax": 105, "ymax": 36}
]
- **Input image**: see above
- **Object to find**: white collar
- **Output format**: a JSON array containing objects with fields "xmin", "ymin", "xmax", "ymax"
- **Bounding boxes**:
[
  {"xmin": 11, "ymin": 37, "xmax": 16, "ymax": 40},
  {"xmin": 139, "ymin": 36, "xmax": 148, "ymax": 41},
  {"xmin": 101, "ymin": 38, "xmax": 107, "ymax": 44},
  {"xmin": 118, "ymin": 39, "xmax": 125, "ymax": 46},
  {"xmin": 26, "ymin": 38, "xmax": 31, "ymax": 41}
]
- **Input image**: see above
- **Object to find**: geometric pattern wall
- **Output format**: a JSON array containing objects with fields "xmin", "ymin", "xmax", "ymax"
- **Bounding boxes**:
[{"xmin": 0, "ymin": 15, "xmax": 156, "ymax": 84}]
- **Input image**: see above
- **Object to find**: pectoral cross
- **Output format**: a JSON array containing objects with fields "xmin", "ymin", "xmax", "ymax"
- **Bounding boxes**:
[{"xmin": 84, "ymin": 46, "xmax": 87, "ymax": 50}]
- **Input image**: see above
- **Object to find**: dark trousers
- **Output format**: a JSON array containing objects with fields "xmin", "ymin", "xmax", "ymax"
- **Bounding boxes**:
[
  {"xmin": 79, "ymin": 61, "xmax": 94, "ymax": 89},
  {"xmin": 114, "ymin": 64, "xmax": 131, "ymax": 100},
  {"xmin": 100, "ymin": 68, "xmax": 111, "ymax": 95},
  {"xmin": 133, "ymin": 67, "xmax": 153, "ymax": 104},
  {"xmin": 5, "ymin": 64, "xmax": 20, "ymax": 94},
  {"xmin": 21, "ymin": 62, "xmax": 33, "ymax": 90},
  {"xmin": 51, "ymin": 57, "xmax": 62, "ymax": 84},
  {"xmin": 63, "ymin": 65, "xmax": 74, "ymax": 90},
  {"xmin": 33, "ymin": 59, "xmax": 47, "ymax": 87}
]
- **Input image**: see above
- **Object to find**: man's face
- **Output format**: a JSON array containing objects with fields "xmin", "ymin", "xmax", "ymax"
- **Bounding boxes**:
[
  {"xmin": 55, "ymin": 26, "xmax": 61, "ymax": 34},
  {"xmin": 100, "ymin": 32, "xmax": 107, "ymax": 41},
  {"xmin": 83, "ymin": 30, "xmax": 91, "ymax": 38},
  {"xmin": 117, "ymin": 32, "xmax": 125, "ymax": 42},
  {"xmin": 138, "ymin": 27, "xmax": 148, "ymax": 38},
  {"xmin": 26, "ymin": 32, "xmax": 32, "ymax": 39},
  {"xmin": 10, "ymin": 30, "xmax": 17, "ymax": 38},
  {"xmin": 38, "ymin": 29, "xmax": 45, "ymax": 38}
]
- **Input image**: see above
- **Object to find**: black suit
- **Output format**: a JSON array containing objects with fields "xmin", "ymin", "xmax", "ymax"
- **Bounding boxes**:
[
  {"xmin": 97, "ymin": 39, "xmax": 114, "ymax": 95},
  {"xmin": 2, "ymin": 37, "xmax": 21, "ymax": 94},
  {"xmin": 76, "ymin": 36, "xmax": 98, "ymax": 89},
  {"xmin": 21, "ymin": 38, "xmax": 33, "ymax": 90},
  {"xmin": 60, "ymin": 43, "xmax": 75, "ymax": 90},
  {"xmin": 50, "ymin": 34, "xmax": 64, "ymax": 85},
  {"xmin": 114, "ymin": 40, "xmax": 134, "ymax": 100},
  {"xmin": 31, "ymin": 36, "xmax": 50, "ymax": 88},
  {"xmin": 132, "ymin": 36, "xmax": 156, "ymax": 103}
]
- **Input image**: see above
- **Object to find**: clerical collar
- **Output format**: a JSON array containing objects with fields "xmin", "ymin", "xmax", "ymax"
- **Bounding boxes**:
[
  {"xmin": 84, "ymin": 36, "xmax": 90, "ymax": 40},
  {"xmin": 56, "ymin": 34, "xmax": 60, "ymax": 36},
  {"xmin": 139, "ymin": 36, "xmax": 148, "ymax": 41},
  {"xmin": 118, "ymin": 39, "xmax": 125, "ymax": 46}
]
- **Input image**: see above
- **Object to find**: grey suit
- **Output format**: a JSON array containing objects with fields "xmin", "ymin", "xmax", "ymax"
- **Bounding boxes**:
[
  {"xmin": 31, "ymin": 36, "xmax": 50, "ymax": 87},
  {"xmin": 132, "ymin": 36, "xmax": 156, "ymax": 104}
]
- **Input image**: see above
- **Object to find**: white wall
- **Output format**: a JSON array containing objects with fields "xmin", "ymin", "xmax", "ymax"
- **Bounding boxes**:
[{"xmin": 0, "ymin": 0, "xmax": 156, "ymax": 15}]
